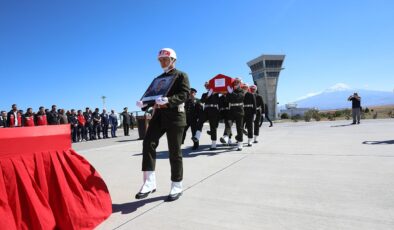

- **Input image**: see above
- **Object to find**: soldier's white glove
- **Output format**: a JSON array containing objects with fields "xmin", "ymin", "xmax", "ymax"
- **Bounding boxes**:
[
  {"xmin": 227, "ymin": 85, "xmax": 233, "ymax": 93},
  {"xmin": 155, "ymin": 96, "xmax": 169, "ymax": 105},
  {"xmin": 136, "ymin": 100, "xmax": 147, "ymax": 108},
  {"xmin": 207, "ymin": 89, "xmax": 214, "ymax": 97}
]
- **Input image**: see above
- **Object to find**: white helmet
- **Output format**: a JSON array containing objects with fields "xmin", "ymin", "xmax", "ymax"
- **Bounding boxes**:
[{"xmin": 158, "ymin": 48, "xmax": 177, "ymax": 60}]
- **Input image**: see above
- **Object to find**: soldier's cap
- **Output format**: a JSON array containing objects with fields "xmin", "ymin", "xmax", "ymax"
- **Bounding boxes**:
[
  {"xmin": 124, "ymin": 107, "xmax": 128, "ymax": 110},
  {"xmin": 190, "ymin": 88, "xmax": 197, "ymax": 93}
]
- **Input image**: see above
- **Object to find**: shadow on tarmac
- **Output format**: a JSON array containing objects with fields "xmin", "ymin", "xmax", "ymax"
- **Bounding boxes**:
[
  {"xmin": 331, "ymin": 123, "xmax": 357, "ymax": 127},
  {"xmin": 131, "ymin": 144, "xmax": 237, "ymax": 159},
  {"xmin": 362, "ymin": 140, "xmax": 394, "ymax": 145},
  {"xmin": 112, "ymin": 195, "xmax": 168, "ymax": 214},
  {"xmin": 116, "ymin": 139, "xmax": 141, "ymax": 143}
]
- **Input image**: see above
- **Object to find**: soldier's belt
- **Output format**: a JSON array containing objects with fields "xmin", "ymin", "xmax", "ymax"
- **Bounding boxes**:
[
  {"xmin": 204, "ymin": 104, "xmax": 219, "ymax": 109},
  {"xmin": 229, "ymin": 103, "xmax": 244, "ymax": 107},
  {"xmin": 220, "ymin": 107, "xmax": 230, "ymax": 111},
  {"xmin": 244, "ymin": 104, "xmax": 254, "ymax": 108},
  {"xmin": 256, "ymin": 107, "xmax": 262, "ymax": 110}
]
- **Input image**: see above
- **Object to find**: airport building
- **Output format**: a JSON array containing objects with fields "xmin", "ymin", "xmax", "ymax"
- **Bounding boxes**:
[{"xmin": 247, "ymin": 54, "xmax": 285, "ymax": 119}]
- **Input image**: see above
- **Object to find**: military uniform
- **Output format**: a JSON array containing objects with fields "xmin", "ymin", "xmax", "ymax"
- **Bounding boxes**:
[
  {"xmin": 141, "ymin": 68, "xmax": 190, "ymax": 182},
  {"xmin": 254, "ymin": 93, "xmax": 264, "ymax": 142},
  {"xmin": 243, "ymin": 91, "xmax": 257, "ymax": 145},
  {"xmin": 226, "ymin": 87, "xmax": 245, "ymax": 150},
  {"xmin": 219, "ymin": 94, "xmax": 233, "ymax": 144},
  {"xmin": 182, "ymin": 96, "xmax": 202, "ymax": 147},
  {"xmin": 194, "ymin": 91, "xmax": 220, "ymax": 149}
]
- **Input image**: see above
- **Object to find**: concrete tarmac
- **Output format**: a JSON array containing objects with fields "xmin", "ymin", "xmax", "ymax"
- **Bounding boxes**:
[{"xmin": 73, "ymin": 119, "xmax": 394, "ymax": 230}]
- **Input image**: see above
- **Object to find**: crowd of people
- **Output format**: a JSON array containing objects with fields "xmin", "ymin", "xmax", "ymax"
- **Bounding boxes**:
[{"xmin": 0, "ymin": 104, "xmax": 138, "ymax": 143}]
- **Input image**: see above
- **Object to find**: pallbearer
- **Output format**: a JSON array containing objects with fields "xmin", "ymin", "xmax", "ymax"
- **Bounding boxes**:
[
  {"xmin": 242, "ymin": 84, "xmax": 257, "ymax": 146},
  {"xmin": 135, "ymin": 48, "xmax": 190, "ymax": 202},
  {"xmin": 182, "ymin": 88, "xmax": 202, "ymax": 150},
  {"xmin": 226, "ymin": 78, "xmax": 245, "ymax": 151},
  {"xmin": 250, "ymin": 85, "xmax": 264, "ymax": 143},
  {"xmin": 192, "ymin": 82, "xmax": 220, "ymax": 150},
  {"xmin": 219, "ymin": 93, "xmax": 233, "ymax": 145}
]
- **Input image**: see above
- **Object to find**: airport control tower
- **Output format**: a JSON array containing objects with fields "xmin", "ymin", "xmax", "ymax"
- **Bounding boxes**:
[{"xmin": 247, "ymin": 54, "xmax": 285, "ymax": 120}]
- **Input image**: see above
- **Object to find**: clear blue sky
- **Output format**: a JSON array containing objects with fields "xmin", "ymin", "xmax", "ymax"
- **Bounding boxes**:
[{"xmin": 1, "ymin": 0, "xmax": 393, "ymax": 113}]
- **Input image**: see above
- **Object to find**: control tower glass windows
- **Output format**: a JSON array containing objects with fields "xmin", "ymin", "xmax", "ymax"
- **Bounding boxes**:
[{"xmin": 265, "ymin": 60, "xmax": 283, "ymax": 68}]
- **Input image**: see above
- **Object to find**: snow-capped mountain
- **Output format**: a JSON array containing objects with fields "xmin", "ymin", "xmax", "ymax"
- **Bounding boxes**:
[{"xmin": 291, "ymin": 83, "xmax": 394, "ymax": 110}]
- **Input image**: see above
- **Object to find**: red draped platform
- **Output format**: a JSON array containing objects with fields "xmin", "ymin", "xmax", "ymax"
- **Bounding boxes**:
[{"xmin": 0, "ymin": 125, "xmax": 112, "ymax": 230}]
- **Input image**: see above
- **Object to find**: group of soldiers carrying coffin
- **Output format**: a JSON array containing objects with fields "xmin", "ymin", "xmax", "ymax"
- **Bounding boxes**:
[{"xmin": 183, "ymin": 79, "xmax": 266, "ymax": 151}]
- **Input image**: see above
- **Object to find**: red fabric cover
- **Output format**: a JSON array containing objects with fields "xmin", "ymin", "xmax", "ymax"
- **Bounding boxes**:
[
  {"xmin": 0, "ymin": 125, "xmax": 112, "ymax": 230},
  {"xmin": 208, "ymin": 74, "xmax": 234, "ymax": 93}
]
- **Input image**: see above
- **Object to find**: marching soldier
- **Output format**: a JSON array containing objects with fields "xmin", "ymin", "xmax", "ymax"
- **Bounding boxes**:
[
  {"xmin": 226, "ymin": 78, "xmax": 245, "ymax": 151},
  {"xmin": 35, "ymin": 106, "xmax": 48, "ymax": 126},
  {"xmin": 192, "ymin": 82, "xmax": 220, "ymax": 150},
  {"xmin": 219, "ymin": 93, "xmax": 233, "ymax": 145},
  {"xmin": 242, "ymin": 84, "xmax": 257, "ymax": 146},
  {"xmin": 182, "ymin": 88, "xmax": 202, "ymax": 150},
  {"xmin": 250, "ymin": 86, "xmax": 264, "ymax": 143},
  {"xmin": 135, "ymin": 48, "xmax": 190, "ymax": 202}
]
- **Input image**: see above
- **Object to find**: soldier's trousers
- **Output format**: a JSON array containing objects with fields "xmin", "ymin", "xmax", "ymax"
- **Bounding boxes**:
[
  {"xmin": 231, "ymin": 113, "xmax": 244, "ymax": 142},
  {"xmin": 221, "ymin": 111, "xmax": 233, "ymax": 138},
  {"xmin": 142, "ymin": 119, "xmax": 184, "ymax": 182},
  {"xmin": 244, "ymin": 112, "xmax": 254, "ymax": 139},
  {"xmin": 254, "ymin": 110, "xmax": 262, "ymax": 136},
  {"xmin": 196, "ymin": 109, "xmax": 219, "ymax": 141},
  {"xmin": 182, "ymin": 119, "xmax": 197, "ymax": 144}
]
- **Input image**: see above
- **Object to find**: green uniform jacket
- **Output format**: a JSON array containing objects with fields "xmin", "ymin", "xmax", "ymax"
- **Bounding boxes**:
[
  {"xmin": 227, "ymin": 88, "xmax": 245, "ymax": 116},
  {"xmin": 144, "ymin": 68, "xmax": 190, "ymax": 127}
]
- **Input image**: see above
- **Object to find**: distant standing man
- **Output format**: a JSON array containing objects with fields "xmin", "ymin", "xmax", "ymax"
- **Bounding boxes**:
[
  {"xmin": 0, "ymin": 111, "xmax": 7, "ymax": 128},
  {"xmin": 109, "ymin": 110, "xmax": 118, "ymax": 138},
  {"xmin": 101, "ymin": 109, "xmax": 110, "ymax": 138},
  {"xmin": 35, "ymin": 106, "xmax": 48, "ymax": 126},
  {"xmin": 135, "ymin": 48, "xmax": 190, "ymax": 202},
  {"xmin": 47, "ymin": 105, "xmax": 59, "ymax": 125},
  {"xmin": 130, "ymin": 112, "xmax": 136, "ymax": 130},
  {"xmin": 77, "ymin": 110, "xmax": 87, "ymax": 141},
  {"xmin": 122, "ymin": 107, "xmax": 131, "ymax": 136},
  {"xmin": 24, "ymin": 108, "xmax": 35, "ymax": 127},
  {"xmin": 92, "ymin": 108, "xmax": 102, "ymax": 139},
  {"xmin": 7, "ymin": 104, "xmax": 22, "ymax": 127},
  {"xmin": 83, "ymin": 108, "xmax": 93, "ymax": 140},
  {"xmin": 348, "ymin": 92, "xmax": 362, "ymax": 124}
]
